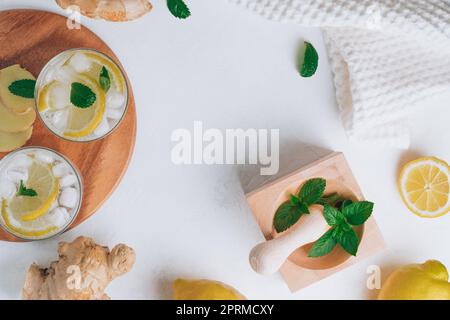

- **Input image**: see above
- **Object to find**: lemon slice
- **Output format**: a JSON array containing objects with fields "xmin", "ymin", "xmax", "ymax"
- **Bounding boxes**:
[
  {"xmin": 8, "ymin": 161, "xmax": 59, "ymax": 222},
  {"xmin": 63, "ymin": 75, "xmax": 105, "ymax": 139},
  {"xmin": 84, "ymin": 52, "xmax": 125, "ymax": 94},
  {"xmin": 37, "ymin": 80, "xmax": 70, "ymax": 112},
  {"xmin": 399, "ymin": 157, "xmax": 450, "ymax": 218},
  {"xmin": 1, "ymin": 199, "xmax": 57, "ymax": 238}
]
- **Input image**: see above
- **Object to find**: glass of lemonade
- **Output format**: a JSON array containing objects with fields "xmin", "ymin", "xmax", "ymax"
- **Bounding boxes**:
[
  {"xmin": 0, "ymin": 147, "xmax": 82, "ymax": 240},
  {"xmin": 35, "ymin": 48, "xmax": 128, "ymax": 142}
]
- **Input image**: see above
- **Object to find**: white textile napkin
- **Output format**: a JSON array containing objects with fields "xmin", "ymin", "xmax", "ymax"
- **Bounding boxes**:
[{"xmin": 234, "ymin": 0, "xmax": 450, "ymax": 148}]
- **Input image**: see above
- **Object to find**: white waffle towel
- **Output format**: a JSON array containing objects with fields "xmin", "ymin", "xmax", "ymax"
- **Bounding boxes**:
[{"xmin": 234, "ymin": 0, "xmax": 450, "ymax": 148}]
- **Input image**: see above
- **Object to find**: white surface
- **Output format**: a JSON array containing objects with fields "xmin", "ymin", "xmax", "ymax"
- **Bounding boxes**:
[{"xmin": 0, "ymin": 0, "xmax": 450, "ymax": 300}]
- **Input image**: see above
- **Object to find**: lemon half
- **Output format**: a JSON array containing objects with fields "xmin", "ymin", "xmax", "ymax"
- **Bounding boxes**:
[{"xmin": 399, "ymin": 157, "xmax": 450, "ymax": 218}]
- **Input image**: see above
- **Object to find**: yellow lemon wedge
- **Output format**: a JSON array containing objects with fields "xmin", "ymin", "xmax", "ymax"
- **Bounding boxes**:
[
  {"xmin": 7, "ymin": 161, "xmax": 59, "ymax": 222},
  {"xmin": 84, "ymin": 52, "xmax": 125, "ymax": 94},
  {"xmin": 173, "ymin": 279, "xmax": 246, "ymax": 300},
  {"xmin": 398, "ymin": 157, "xmax": 450, "ymax": 218},
  {"xmin": 1, "ymin": 199, "xmax": 57, "ymax": 238},
  {"xmin": 63, "ymin": 75, "xmax": 105, "ymax": 139}
]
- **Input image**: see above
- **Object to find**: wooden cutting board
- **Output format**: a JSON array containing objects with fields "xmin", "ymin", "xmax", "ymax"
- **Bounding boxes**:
[{"xmin": 0, "ymin": 9, "xmax": 137, "ymax": 241}]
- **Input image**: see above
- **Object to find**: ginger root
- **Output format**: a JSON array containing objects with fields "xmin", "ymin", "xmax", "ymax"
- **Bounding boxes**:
[
  {"xmin": 56, "ymin": 0, "xmax": 152, "ymax": 22},
  {"xmin": 22, "ymin": 236, "xmax": 136, "ymax": 300}
]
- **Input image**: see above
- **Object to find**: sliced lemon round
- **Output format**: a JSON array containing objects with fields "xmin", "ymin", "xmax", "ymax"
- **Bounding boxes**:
[
  {"xmin": 63, "ymin": 75, "xmax": 105, "ymax": 139},
  {"xmin": 399, "ymin": 157, "xmax": 450, "ymax": 218},
  {"xmin": 8, "ymin": 161, "xmax": 59, "ymax": 222},
  {"xmin": 1, "ymin": 199, "xmax": 57, "ymax": 238},
  {"xmin": 37, "ymin": 80, "xmax": 71, "ymax": 112},
  {"xmin": 84, "ymin": 52, "xmax": 125, "ymax": 94}
]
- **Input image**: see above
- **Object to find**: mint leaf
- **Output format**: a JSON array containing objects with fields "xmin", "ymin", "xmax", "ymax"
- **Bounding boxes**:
[
  {"xmin": 167, "ymin": 0, "xmax": 191, "ymax": 19},
  {"xmin": 70, "ymin": 82, "xmax": 96, "ymax": 109},
  {"xmin": 17, "ymin": 180, "xmax": 37, "ymax": 197},
  {"xmin": 8, "ymin": 79, "xmax": 36, "ymax": 98},
  {"xmin": 99, "ymin": 66, "xmax": 110, "ymax": 92},
  {"xmin": 298, "ymin": 178, "xmax": 326, "ymax": 205},
  {"xmin": 334, "ymin": 225, "xmax": 359, "ymax": 256},
  {"xmin": 340, "ymin": 199, "xmax": 353, "ymax": 210},
  {"xmin": 297, "ymin": 202, "xmax": 310, "ymax": 215},
  {"xmin": 342, "ymin": 201, "xmax": 374, "ymax": 226},
  {"xmin": 323, "ymin": 205, "xmax": 344, "ymax": 227},
  {"xmin": 308, "ymin": 229, "xmax": 337, "ymax": 257},
  {"xmin": 300, "ymin": 42, "xmax": 318, "ymax": 78},
  {"xmin": 274, "ymin": 202, "xmax": 303, "ymax": 233}
]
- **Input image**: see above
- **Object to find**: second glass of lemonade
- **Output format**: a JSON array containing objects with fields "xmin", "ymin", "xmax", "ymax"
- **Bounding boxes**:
[{"xmin": 35, "ymin": 48, "xmax": 128, "ymax": 142}]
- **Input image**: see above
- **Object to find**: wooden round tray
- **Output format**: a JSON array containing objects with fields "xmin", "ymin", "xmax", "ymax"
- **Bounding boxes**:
[{"xmin": 0, "ymin": 9, "xmax": 137, "ymax": 241}]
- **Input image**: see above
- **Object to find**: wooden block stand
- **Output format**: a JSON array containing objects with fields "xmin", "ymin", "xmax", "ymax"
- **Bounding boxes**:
[{"xmin": 246, "ymin": 152, "xmax": 385, "ymax": 292}]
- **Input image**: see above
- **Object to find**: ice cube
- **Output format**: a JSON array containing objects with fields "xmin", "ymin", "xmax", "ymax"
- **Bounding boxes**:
[
  {"xmin": 0, "ymin": 180, "xmax": 16, "ymax": 200},
  {"xmin": 93, "ymin": 117, "xmax": 110, "ymax": 137},
  {"xmin": 50, "ymin": 109, "xmax": 69, "ymax": 130},
  {"xmin": 48, "ymin": 207, "xmax": 70, "ymax": 227},
  {"xmin": 59, "ymin": 174, "xmax": 77, "ymax": 188},
  {"xmin": 59, "ymin": 187, "xmax": 78, "ymax": 209},
  {"xmin": 45, "ymin": 59, "xmax": 66, "ymax": 82},
  {"xmin": 54, "ymin": 65, "xmax": 77, "ymax": 83},
  {"xmin": 52, "ymin": 162, "xmax": 71, "ymax": 178},
  {"xmin": 14, "ymin": 154, "xmax": 33, "ymax": 168},
  {"xmin": 68, "ymin": 52, "xmax": 91, "ymax": 73},
  {"xmin": 106, "ymin": 108, "xmax": 123, "ymax": 120},
  {"xmin": 50, "ymin": 83, "xmax": 71, "ymax": 108},
  {"xmin": 35, "ymin": 150, "xmax": 55, "ymax": 164},
  {"xmin": 106, "ymin": 90, "xmax": 125, "ymax": 109},
  {"xmin": 7, "ymin": 168, "xmax": 28, "ymax": 184}
]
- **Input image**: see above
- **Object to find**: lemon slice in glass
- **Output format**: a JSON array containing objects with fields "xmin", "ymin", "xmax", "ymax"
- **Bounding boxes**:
[
  {"xmin": 8, "ymin": 161, "xmax": 59, "ymax": 222},
  {"xmin": 399, "ymin": 157, "xmax": 450, "ymax": 218},
  {"xmin": 63, "ymin": 75, "xmax": 105, "ymax": 139},
  {"xmin": 84, "ymin": 52, "xmax": 125, "ymax": 94},
  {"xmin": 37, "ymin": 80, "xmax": 71, "ymax": 112},
  {"xmin": 1, "ymin": 199, "xmax": 58, "ymax": 238}
]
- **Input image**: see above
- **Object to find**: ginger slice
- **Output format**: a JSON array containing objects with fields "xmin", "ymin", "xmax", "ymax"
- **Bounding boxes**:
[{"xmin": 56, "ymin": 0, "xmax": 152, "ymax": 22}]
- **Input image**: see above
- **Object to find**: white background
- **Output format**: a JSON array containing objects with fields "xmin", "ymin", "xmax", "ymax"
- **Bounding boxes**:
[{"xmin": 0, "ymin": 0, "xmax": 449, "ymax": 300}]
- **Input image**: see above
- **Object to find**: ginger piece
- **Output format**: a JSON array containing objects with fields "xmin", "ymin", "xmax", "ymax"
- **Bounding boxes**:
[
  {"xmin": 22, "ymin": 236, "xmax": 136, "ymax": 300},
  {"xmin": 56, "ymin": 0, "xmax": 152, "ymax": 22}
]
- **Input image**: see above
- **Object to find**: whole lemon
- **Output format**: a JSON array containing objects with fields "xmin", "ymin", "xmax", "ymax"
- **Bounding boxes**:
[
  {"xmin": 173, "ymin": 279, "xmax": 246, "ymax": 300},
  {"xmin": 378, "ymin": 260, "xmax": 450, "ymax": 300}
]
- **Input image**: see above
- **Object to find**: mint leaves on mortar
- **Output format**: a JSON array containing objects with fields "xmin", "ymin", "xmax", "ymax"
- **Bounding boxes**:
[
  {"xmin": 167, "ymin": 0, "xmax": 191, "ymax": 19},
  {"xmin": 308, "ymin": 201, "xmax": 374, "ymax": 257},
  {"xmin": 8, "ymin": 79, "xmax": 36, "ymax": 98},
  {"xmin": 273, "ymin": 178, "xmax": 326, "ymax": 233},
  {"xmin": 70, "ymin": 82, "xmax": 96, "ymax": 109},
  {"xmin": 273, "ymin": 177, "xmax": 375, "ymax": 258},
  {"xmin": 299, "ymin": 42, "xmax": 319, "ymax": 78}
]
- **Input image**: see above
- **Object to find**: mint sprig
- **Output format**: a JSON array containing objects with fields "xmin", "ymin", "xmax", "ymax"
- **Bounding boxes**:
[
  {"xmin": 99, "ymin": 66, "xmax": 110, "ymax": 93},
  {"xmin": 70, "ymin": 82, "xmax": 96, "ymax": 109},
  {"xmin": 308, "ymin": 201, "xmax": 374, "ymax": 257},
  {"xmin": 17, "ymin": 180, "xmax": 37, "ymax": 197},
  {"xmin": 167, "ymin": 0, "xmax": 191, "ymax": 19},
  {"xmin": 8, "ymin": 79, "xmax": 36, "ymax": 98},
  {"xmin": 273, "ymin": 178, "xmax": 325, "ymax": 233},
  {"xmin": 299, "ymin": 42, "xmax": 318, "ymax": 78}
]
